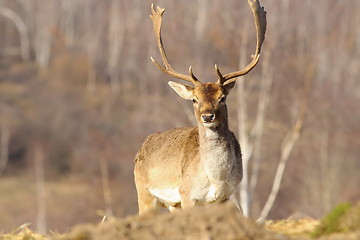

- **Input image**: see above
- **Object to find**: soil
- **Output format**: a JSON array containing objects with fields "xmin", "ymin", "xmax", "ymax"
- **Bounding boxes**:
[
  {"xmin": 64, "ymin": 202, "xmax": 282, "ymax": 240},
  {"xmin": 2, "ymin": 201, "xmax": 360, "ymax": 240}
]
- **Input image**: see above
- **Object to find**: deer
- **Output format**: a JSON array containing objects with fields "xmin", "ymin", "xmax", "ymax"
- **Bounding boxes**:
[{"xmin": 134, "ymin": 0, "xmax": 266, "ymax": 215}]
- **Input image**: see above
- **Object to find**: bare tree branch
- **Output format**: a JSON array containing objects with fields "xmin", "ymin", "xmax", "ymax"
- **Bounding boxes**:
[
  {"xmin": 0, "ymin": 7, "xmax": 30, "ymax": 61},
  {"xmin": 258, "ymin": 64, "xmax": 313, "ymax": 222}
]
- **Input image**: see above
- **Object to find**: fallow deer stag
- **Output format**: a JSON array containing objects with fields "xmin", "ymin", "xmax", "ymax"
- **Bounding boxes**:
[{"xmin": 134, "ymin": 0, "xmax": 266, "ymax": 214}]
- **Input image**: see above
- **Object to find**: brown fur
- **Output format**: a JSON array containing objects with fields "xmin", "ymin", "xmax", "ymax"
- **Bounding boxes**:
[
  {"xmin": 134, "ymin": 82, "xmax": 242, "ymax": 214},
  {"xmin": 137, "ymin": 0, "xmax": 266, "ymax": 214}
]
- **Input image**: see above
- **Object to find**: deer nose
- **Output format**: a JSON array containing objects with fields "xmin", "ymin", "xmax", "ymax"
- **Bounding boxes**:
[{"xmin": 201, "ymin": 113, "xmax": 215, "ymax": 123}]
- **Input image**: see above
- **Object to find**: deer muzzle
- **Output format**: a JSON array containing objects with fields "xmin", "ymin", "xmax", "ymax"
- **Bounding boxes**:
[{"xmin": 201, "ymin": 113, "xmax": 215, "ymax": 123}]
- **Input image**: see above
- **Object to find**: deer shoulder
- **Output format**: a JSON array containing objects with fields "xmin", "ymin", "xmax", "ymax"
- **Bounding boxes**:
[{"xmin": 134, "ymin": 0, "xmax": 266, "ymax": 214}]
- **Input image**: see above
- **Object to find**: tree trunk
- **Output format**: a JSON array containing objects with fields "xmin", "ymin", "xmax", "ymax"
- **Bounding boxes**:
[
  {"xmin": 34, "ymin": 0, "xmax": 57, "ymax": 69},
  {"xmin": 195, "ymin": 0, "xmax": 207, "ymax": 43},
  {"xmin": 107, "ymin": 1, "xmax": 124, "ymax": 94},
  {"xmin": 34, "ymin": 143, "xmax": 47, "ymax": 234},
  {"xmin": 248, "ymin": 51, "xmax": 272, "ymax": 199},
  {"xmin": 237, "ymin": 23, "xmax": 251, "ymax": 217},
  {"xmin": 100, "ymin": 157, "xmax": 113, "ymax": 218},
  {"xmin": 0, "ymin": 125, "xmax": 10, "ymax": 175}
]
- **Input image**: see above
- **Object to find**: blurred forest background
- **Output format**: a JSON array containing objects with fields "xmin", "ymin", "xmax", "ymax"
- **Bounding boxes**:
[{"xmin": 0, "ymin": 0, "xmax": 359, "ymax": 234}]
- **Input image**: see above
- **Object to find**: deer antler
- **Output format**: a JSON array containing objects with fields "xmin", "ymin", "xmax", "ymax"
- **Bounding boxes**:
[
  {"xmin": 150, "ymin": 4, "xmax": 200, "ymax": 85},
  {"xmin": 217, "ymin": 0, "xmax": 267, "ymax": 86}
]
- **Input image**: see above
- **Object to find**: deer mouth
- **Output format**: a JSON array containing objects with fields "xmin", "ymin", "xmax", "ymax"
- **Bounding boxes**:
[
  {"xmin": 202, "ymin": 121, "xmax": 218, "ymax": 128},
  {"xmin": 201, "ymin": 114, "xmax": 218, "ymax": 128}
]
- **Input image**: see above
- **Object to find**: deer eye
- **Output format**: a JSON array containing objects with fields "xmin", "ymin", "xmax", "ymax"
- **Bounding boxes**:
[
  {"xmin": 219, "ymin": 96, "xmax": 226, "ymax": 103},
  {"xmin": 192, "ymin": 98, "xmax": 198, "ymax": 104}
]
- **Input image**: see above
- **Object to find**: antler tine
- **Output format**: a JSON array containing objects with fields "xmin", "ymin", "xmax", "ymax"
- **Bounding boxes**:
[
  {"xmin": 150, "ymin": 4, "xmax": 200, "ymax": 85},
  {"xmin": 215, "ymin": 64, "xmax": 225, "ymax": 83},
  {"xmin": 219, "ymin": 0, "xmax": 267, "ymax": 86}
]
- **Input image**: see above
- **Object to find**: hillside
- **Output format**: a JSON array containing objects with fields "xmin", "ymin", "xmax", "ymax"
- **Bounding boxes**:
[{"xmin": 1, "ymin": 202, "xmax": 360, "ymax": 240}]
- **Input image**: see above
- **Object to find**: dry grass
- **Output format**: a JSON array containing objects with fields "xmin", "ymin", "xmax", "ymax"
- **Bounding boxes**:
[
  {"xmin": 265, "ymin": 218, "xmax": 319, "ymax": 237},
  {"xmin": 1, "ymin": 201, "xmax": 359, "ymax": 240},
  {"xmin": 0, "ymin": 224, "xmax": 47, "ymax": 240}
]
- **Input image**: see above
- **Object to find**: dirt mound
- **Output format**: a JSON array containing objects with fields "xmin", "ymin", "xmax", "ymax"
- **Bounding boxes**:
[
  {"xmin": 2, "ymin": 202, "xmax": 360, "ymax": 240},
  {"xmin": 64, "ymin": 202, "xmax": 283, "ymax": 240}
]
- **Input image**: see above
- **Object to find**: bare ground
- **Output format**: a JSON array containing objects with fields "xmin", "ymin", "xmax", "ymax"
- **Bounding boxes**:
[
  {"xmin": 1, "ymin": 201, "xmax": 360, "ymax": 240},
  {"xmin": 62, "ymin": 202, "xmax": 283, "ymax": 240},
  {"xmin": 58, "ymin": 201, "xmax": 360, "ymax": 240}
]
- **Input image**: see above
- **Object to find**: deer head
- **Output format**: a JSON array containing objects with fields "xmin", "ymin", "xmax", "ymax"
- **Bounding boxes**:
[{"xmin": 150, "ymin": 0, "xmax": 266, "ymax": 128}]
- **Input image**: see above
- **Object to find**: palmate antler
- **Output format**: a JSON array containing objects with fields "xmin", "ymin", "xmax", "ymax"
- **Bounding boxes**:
[
  {"xmin": 150, "ymin": 4, "xmax": 200, "ymax": 86},
  {"xmin": 217, "ymin": 0, "xmax": 267, "ymax": 86},
  {"xmin": 150, "ymin": 0, "xmax": 266, "ymax": 86}
]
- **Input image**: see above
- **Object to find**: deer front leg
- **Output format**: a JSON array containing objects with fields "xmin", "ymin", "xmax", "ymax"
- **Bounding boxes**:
[
  {"xmin": 136, "ymin": 186, "xmax": 161, "ymax": 214},
  {"xmin": 179, "ymin": 184, "xmax": 199, "ymax": 209},
  {"xmin": 180, "ymin": 195, "xmax": 197, "ymax": 209}
]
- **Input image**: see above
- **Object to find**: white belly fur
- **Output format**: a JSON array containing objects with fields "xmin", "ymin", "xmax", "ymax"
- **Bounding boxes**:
[
  {"xmin": 149, "ymin": 187, "xmax": 181, "ymax": 206},
  {"xmin": 150, "ymin": 184, "xmax": 234, "ymax": 207}
]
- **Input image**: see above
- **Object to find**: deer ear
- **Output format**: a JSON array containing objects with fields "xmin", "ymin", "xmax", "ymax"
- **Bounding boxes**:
[
  {"xmin": 168, "ymin": 81, "xmax": 194, "ymax": 100},
  {"xmin": 223, "ymin": 81, "xmax": 236, "ymax": 92}
]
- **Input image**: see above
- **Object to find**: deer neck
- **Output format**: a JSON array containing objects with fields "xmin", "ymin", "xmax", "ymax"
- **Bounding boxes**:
[{"xmin": 198, "ymin": 121, "xmax": 235, "ymax": 182}]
